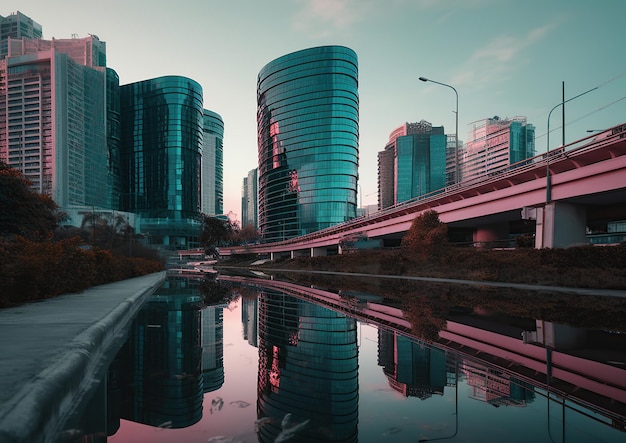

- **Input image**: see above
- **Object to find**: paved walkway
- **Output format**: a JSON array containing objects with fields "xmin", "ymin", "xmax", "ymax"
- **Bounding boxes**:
[{"xmin": 0, "ymin": 271, "xmax": 166, "ymax": 443}]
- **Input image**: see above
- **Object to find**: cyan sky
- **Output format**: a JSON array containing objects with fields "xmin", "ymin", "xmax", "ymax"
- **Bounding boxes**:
[{"xmin": 7, "ymin": 0, "xmax": 626, "ymax": 218}]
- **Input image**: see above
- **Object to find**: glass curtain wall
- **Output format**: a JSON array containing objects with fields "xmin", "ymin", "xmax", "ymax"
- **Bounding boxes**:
[
  {"xmin": 120, "ymin": 76, "xmax": 204, "ymax": 249},
  {"xmin": 257, "ymin": 46, "xmax": 359, "ymax": 241}
]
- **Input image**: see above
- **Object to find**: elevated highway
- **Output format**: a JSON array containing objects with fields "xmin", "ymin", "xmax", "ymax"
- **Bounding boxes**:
[{"xmin": 219, "ymin": 123, "xmax": 626, "ymax": 258}]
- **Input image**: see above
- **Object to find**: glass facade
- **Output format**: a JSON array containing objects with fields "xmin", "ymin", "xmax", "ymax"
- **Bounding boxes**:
[
  {"xmin": 106, "ymin": 68, "xmax": 122, "ymax": 209},
  {"xmin": 378, "ymin": 121, "xmax": 446, "ymax": 209},
  {"xmin": 461, "ymin": 116, "xmax": 535, "ymax": 183},
  {"xmin": 396, "ymin": 130, "xmax": 446, "ymax": 203},
  {"xmin": 257, "ymin": 46, "xmax": 359, "ymax": 241},
  {"xmin": 120, "ymin": 76, "xmax": 204, "ymax": 248},
  {"xmin": 201, "ymin": 110, "xmax": 224, "ymax": 216},
  {"xmin": 242, "ymin": 167, "xmax": 258, "ymax": 228}
]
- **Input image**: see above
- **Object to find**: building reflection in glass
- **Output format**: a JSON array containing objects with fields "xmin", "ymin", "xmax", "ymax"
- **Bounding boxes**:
[
  {"xmin": 113, "ymin": 277, "xmax": 204, "ymax": 429},
  {"xmin": 257, "ymin": 289, "xmax": 359, "ymax": 442}
]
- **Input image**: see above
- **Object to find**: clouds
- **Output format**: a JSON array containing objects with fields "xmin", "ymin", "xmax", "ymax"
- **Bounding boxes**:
[
  {"xmin": 450, "ymin": 22, "xmax": 557, "ymax": 91},
  {"xmin": 291, "ymin": 0, "xmax": 372, "ymax": 37}
]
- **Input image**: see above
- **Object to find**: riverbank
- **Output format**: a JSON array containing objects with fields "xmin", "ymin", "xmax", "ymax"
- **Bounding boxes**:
[
  {"xmin": 216, "ymin": 247, "xmax": 626, "ymax": 339},
  {"xmin": 220, "ymin": 244, "xmax": 626, "ymax": 290}
]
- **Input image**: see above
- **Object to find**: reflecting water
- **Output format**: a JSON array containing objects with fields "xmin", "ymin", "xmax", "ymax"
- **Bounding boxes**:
[{"xmin": 62, "ymin": 275, "xmax": 626, "ymax": 442}]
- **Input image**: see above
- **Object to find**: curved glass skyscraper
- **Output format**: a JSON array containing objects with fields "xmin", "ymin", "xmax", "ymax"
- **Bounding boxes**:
[
  {"xmin": 257, "ymin": 46, "xmax": 359, "ymax": 241},
  {"xmin": 120, "ymin": 76, "xmax": 204, "ymax": 249}
]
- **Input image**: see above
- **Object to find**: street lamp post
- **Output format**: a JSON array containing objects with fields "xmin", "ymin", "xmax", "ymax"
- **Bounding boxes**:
[
  {"xmin": 419, "ymin": 76, "xmax": 459, "ymax": 184},
  {"xmin": 545, "ymin": 85, "xmax": 598, "ymax": 203}
]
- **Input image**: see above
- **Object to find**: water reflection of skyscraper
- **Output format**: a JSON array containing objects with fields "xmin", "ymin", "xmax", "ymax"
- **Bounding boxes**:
[
  {"xmin": 377, "ymin": 329, "xmax": 451, "ymax": 399},
  {"xmin": 112, "ymin": 278, "xmax": 205, "ymax": 429},
  {"xmin": 201, "ymin": 304, "xmax": 226, "ymax": 393},
  {"xmin": 256, "ymin": 289, "xmax": 359, "ymax": 442},
  {"xmin": 461, "ymin": 360, "xmax": 535, "ymax": 407}
]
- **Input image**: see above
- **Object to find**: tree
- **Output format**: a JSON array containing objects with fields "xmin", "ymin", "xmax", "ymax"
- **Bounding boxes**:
[
  {"xmin": 79, "ymin": 211, "xmax": 137, "ymax": 256},
  {"xmin": 232, "ymin": 224, "xmax": 260, "ymax": 245},
  {"xmin": 401, "ymin": 209, "xmax": 448, "ymax": 258},
  {"xmin": 0, "ymin": 162, "xmax": 60, "ymax": 240},
  {"xmin": 199, "ymin": 215, "xmax": 235, "ymax": 257}
]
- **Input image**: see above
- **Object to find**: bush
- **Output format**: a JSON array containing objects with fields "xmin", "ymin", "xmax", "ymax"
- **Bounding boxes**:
[
  {"xmin": 401, "ymin": 210, "xmax": 448, "ymax": 260},
  {"xmin": 0, "ymin": 236, "xmax": 163, "ymax": 308}
]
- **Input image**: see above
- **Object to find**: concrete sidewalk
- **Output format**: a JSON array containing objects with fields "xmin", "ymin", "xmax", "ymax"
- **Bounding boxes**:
[{"xmin": 0, "ymin": 271, "xmax": 166, "ymax": 443}]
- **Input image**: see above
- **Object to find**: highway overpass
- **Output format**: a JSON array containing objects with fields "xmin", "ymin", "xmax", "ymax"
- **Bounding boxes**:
[{"xmin": 218, "ymin": 122, "xmax": 626, "ymax": 258}]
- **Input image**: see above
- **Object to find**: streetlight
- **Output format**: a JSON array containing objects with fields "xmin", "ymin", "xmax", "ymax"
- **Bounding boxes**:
[
  {"xmin": 545, "ymin": 85, "xmax": 598, "ymax": 203},
  {"xmin": 419, "ymin": 76, "xmax": 459, "ymax": 184}
]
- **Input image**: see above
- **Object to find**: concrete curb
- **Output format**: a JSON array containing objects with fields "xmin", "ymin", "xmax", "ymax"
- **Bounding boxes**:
[{"xmin": 0, "ymin": 272, "xmax": 166, "ymax": 443}]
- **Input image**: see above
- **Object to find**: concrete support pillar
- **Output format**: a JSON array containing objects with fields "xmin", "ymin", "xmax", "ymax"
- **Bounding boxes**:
[
  {"xmin": 537, "ymin": 202, "xmax": 587, "ymax": 248},
  {"xmin": 311, "ymin": 247, "xmax": 327, "ymax": 257},
  {"xmin": 473, "ymin": 223, "xmax": 508, "ymax": 247},
  {"xmin": 270, "ymin": 251, "xmax": 276, "ymax": 261}
]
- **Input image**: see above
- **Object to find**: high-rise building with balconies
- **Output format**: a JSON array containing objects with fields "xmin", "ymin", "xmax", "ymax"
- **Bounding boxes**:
[
  {"xmin": 0, "ymin": 12, "xmax": 112, "ymax": 224},
  {"xmin": 257, "ymin": 46, "xmax": 359, "ymax": 241},
  {"xmin": 460, "ymin": 116, "xmax": 535, "ymax": 183}
]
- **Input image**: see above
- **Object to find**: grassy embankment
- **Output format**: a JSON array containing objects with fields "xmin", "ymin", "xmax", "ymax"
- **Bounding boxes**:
[
  {"xmin": 218, "ymin": 245, "xmax": 626, "ymax": 339},
  {"xmin": 225, "ymin": 244, "xmax": 626, "ymax": 290}
]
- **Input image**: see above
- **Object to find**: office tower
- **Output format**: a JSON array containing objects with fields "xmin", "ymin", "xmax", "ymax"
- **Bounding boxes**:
[
  {"xmin": 0, "ymin": 15, "xmax": 111, "ymax": 223},
  {"xmin": 201, "ymin": 109, "xmax": 224, "ymax": 216},
  {"xmin": 242, "ymin": 168, "xmax": 258, "ymax": 228},
  {"xmin": 257, "ymin": 46, "xmax": 359, "ymax": 241},
  {"xmin": 120, "ymin": 76, "xmax": 204, "ymax": 249},
  {"xmin": 460, "ymin": 116, "xmax": 535, "ymax": 183},
  {"xmin": 377, "ymin": 121, "xmax": 447, "ymax": 210},
  {"xmin": 0, "ymin": 11, "xmax": 43, "ymax": 57},
  {"xmin": 106, "ymin": 68, "xmax": 122, "ymax": 209}
]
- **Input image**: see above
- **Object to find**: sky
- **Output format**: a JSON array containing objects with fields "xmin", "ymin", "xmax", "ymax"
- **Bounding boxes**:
[{"xmin": 6, "ymin": 0, "xmax": 626, "ymax": 221}]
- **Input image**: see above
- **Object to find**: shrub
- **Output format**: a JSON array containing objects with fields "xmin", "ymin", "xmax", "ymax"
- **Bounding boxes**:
[
  {"xmin": 401, "ymin": 210, "xmax": 449, "ymax": 259},
  {"xmin": 0, "ymin": 236, "xmax": 163, "ymax": 308}
]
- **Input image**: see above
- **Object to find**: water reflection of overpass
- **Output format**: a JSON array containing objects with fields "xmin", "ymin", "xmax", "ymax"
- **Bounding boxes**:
[
  {"xmin": 220, "ymin": 123, "xmax": 626, "ymax": 257},
  {"xmin": 220, "ymin": 276, "xmax": 626, "ymax": 430}
]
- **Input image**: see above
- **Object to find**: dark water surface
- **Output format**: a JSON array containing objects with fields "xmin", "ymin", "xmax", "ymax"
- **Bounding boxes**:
[{"xmin": 65, "ymin": 275, "xmax": 626, "ymax": 442}]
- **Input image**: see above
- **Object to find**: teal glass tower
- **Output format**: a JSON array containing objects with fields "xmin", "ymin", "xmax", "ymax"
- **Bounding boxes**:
[
  {"xmin": 201, "ymin": 110, "xmax": 224, "ymax": 216},
  {"xmin": 378, "ymin": 121, "xmax": 447, "ymax": 209},
  {"xmin": 120, "ymin": 76, "xmax": 204, "ymax": 249},
  {"xmin": 257, "ymin": 46, "xmax": 359, "ymax": 241},
  {"xmin": 396, "ymin": 126, "xmax": 447, "ymax": 202}
]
